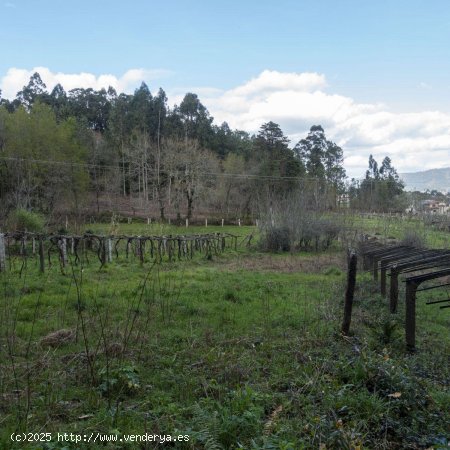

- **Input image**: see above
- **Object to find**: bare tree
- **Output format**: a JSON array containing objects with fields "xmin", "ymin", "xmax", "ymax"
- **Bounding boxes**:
[{"xmin": 162, "ymin": 138, "xmax": 219, "ymax": 220}]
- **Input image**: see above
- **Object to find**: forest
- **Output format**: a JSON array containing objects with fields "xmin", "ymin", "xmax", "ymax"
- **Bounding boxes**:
[{"xmin": 0, "ymin": 72, "xmax": 405, "ymax": 225}]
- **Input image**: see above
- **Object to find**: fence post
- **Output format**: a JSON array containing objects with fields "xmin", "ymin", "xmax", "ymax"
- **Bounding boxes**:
[
  {"xmin": 342, "ymin": 251, "xmax": 357, "ymax": 335},
  {"xmin": 106, "ymin": 238, "xmax": 112, "ymax": 263},
  {"xmin": 238, "ymin": 218, "xmax": 241, "ymax": 227},
  {"xmin": 205, "ymin": 218, "xmax": 208, "ymax": 227},
  {"xmin": 139, "ymin": 238, "xmax": 144, "ymax": 264},
  {"xmin": 0, "ymin": 233, "xmax": 6, "ymax": 272},
  {"xmin": 380, "ymin": 259, "xmax": 387, "ymax": 297},
  {"xmin": 101, "ymin": 238, "xmax": 107, "ymax": 265},
  {"xmin": 186, "ymin": 219, "xmax": 189, "ymax": 228},
  {"xmin": 390, "ymin": 266, "xmax": 399, "ymax": 313},
  {"xmin": 60, "ymin": 238, "xmax": 67, "ymax": 267},
  {"xmin": 221, "ymin": 219, "xmax": 224, "ymax": 227},
  {"xmin": 372, "ymin": 256, "xmax": 378, "ymax": 282},
  {"xmin": 39, "ymin": 236, "xmax": 45, "ymax": 273}
]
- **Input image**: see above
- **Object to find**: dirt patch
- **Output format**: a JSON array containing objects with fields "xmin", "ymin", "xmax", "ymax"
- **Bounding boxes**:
[{"xmin": 218, "ymin": 252, "xmax": 346, "ymax": 273}]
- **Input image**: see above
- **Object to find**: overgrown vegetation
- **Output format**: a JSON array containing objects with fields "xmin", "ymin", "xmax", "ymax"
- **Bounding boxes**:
[
  {"xmin": 6, "ymin": 208, "xmax": 46, "ymax": 233},
  {"xmin": 258, "ymin": 191, "xmax": 345, "ymax": 252},
  {"xmin": 0, "ymin": 221, "xmax": 448, "ymax": 449}
]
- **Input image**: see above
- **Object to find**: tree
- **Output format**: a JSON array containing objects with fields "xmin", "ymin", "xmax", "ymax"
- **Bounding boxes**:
[
  {"xmin": 294, "ymin": 125, "xmax": 346, "ymax": 208},
  {"xmin": 254, "ymin": 121, "xmax": 303, "ymax": 178},
  {"xmin": 162, "ymin": 138, "xmax": 219, "ymax": 220},
  {"xmin": 178, "ymin": 93, "xmax": 214, "ymax": 147},
  {"xmin": 294, "ymin": 125, "xmax": 346, "ymax": 189},
  {"xmin": 16, "ymin": 72, "xmax": 48, "ymax": 110},
  {"xmin": 0, "ymin": 102, "xmax": 88, "ymax": 216},
  {"xmin": 350, "ymin": 155, "xmax": 405, "ymax": 212},
  {"xmin": 216, "ymin": 153, "xmax": 252, "ymax": 218}
]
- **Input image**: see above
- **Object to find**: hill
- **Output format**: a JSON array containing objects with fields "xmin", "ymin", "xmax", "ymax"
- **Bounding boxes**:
[{"xmin": 400, "ymin": 167, "xmax": 450, "ymax": 193}]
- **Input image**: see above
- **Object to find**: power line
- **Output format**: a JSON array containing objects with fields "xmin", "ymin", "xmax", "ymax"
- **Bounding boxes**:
[
  {"xmin": 0, "ymin": 155, "xmax": 445, "ymax": 186},
  {"xmin": 0, "ymin": 156, "xmax": 327, "ymax": 181}
]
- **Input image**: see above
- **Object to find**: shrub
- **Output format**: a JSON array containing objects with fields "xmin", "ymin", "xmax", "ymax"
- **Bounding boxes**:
[
  {"xmin": 260, "ymin": 226, "xmax": 291, "ymax": 252},
  {"xmin": 259, "ymin": 217, "xmax": 342, "ymax": 253},
  {"xmin": 7, "ymin": 208, "xmax": 45, "ymax": 232}
]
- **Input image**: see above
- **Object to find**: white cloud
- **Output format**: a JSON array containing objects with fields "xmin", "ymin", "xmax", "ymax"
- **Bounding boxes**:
[
  {"xmin": 0, "ymin": 67, "xmax": 171, "ymax": 99},
  {"xmin": 1, "ymin": 67, "xmax": 449, "ymax": 177},
  {"xmin": 187, "ymin": 70, "xmax": 450, "ymax": 178}
]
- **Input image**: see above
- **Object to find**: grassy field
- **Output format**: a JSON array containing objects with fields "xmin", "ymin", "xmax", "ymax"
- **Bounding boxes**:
[{"xmin": 0, "ymin": 219, "xmax": 449, "ymax": 449}]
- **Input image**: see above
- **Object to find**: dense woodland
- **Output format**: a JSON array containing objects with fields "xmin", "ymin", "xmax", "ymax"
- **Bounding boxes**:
[{"xmin": 0, "ymin": 72, "xmax": 405, "ymax": 224}]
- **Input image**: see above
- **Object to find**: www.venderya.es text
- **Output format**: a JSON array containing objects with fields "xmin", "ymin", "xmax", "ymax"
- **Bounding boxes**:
[{"xmin": 11, "ymin": 432, "xmax": 190, "ymax": 444}]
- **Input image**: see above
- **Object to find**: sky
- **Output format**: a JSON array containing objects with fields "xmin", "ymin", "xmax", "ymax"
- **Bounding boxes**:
[{"xmin": 1, "ymin": 0, "xmax": 450, "ymax": 178}]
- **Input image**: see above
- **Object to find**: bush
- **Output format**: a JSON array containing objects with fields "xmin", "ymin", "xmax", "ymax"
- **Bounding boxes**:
[
  {"xmin": 259, "ymin": 217, "xmax": 342, "ymax": 253},
  {"xmin": 260, "ymin": 226, "xmax": 291, "ymax": 252},
  {"xmin": 7, "ymin": 208, "xmax": 45, "ymax": 232}
]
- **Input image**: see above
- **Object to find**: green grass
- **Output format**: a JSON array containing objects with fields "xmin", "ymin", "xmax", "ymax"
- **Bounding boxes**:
[
  {"xmin": 83, "ymin": 221, "xmax": 255, "ymax": 239},
  {"xmin": 0, "ymin": 221, "xmax": 449, "ymax": 450},
  {"xmin": 351, "ymin": 214, "xmax": 450, "ymax": 248}
]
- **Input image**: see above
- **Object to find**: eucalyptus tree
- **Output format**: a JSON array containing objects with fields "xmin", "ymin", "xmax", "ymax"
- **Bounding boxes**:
[
  {"xmin": 15, "ymin": 72, "xmax": 48, "ymax": 111},
  {"xmin": 294, "ymin": 125, "xmax": 346, "ymax": 208},
  {"xmin": 350, "ymin": 155, "xmax": 405, "ymax": 212}
]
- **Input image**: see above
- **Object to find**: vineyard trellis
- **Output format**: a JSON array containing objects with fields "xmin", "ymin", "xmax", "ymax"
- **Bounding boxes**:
[
  {"xmin": 358, "ymin": 240, "xmax": 450, "ymax": 349},
  {"xmin": 0, "ymin": 231, "xmax": 239, "ymax": 272}
]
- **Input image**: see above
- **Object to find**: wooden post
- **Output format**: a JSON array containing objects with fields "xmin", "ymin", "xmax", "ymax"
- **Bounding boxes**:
[
  {"xmin": 405, "ymin": 281, "xmax": 417, "ymax": 350},
  {"xmin": 205, "ymin": 218, "xmax": 208, "ymax": 227},
  {"xmin": 342, "ymin": 251, "xmax": 357, "ymax": 335},
  {"xmin": 380, "ymin": 259, "xmax": 387, "ymax": 297},
  {"xmin": 372, "ymin": 257, "xmax": 378, "ymax": 282},
  {"xmin": 362, "ymin": 253, "xmax": 370, "ymax": 271},
  {"xmin": 238, "ymin": 218, "xmax": 241, "ymax": 227},
  {"xmin": 126, "ymin": 239, "xmax": 131, "ymax": 259},
  {"xmin": 147, "ymin": 217, "xmax": 150, "ymax": 225},
  {"xmin": 390, "ymin": 266, "xmax": 399, "ymax": 313},
  {"xmin": 101, "ymin": 238, "xmax": 107, "ymax": 266},
  {"xmin": 139, "ymin": 239, "xmax": 144, "ymax": 264},
  {"xmin": 32, "ymin": 237, "xmax": 36, "ymax": 255},
  {"xmin": 65, "ymin": 216, "xmax": 69, "ymax": 230},
  {"xmin": 38, "ymin": 236, "xmax": 45, "ymax": 273},
  {"xmin": 0, "ymin": 233, "xmax": 6, "ymax": 272},
  {"xmin": 186, "ymin": 219, "xmax": 189, "ymax": 228},
  {"xmin": 221, "ymin": 219, "xmax": 224, "ymax": 227}
]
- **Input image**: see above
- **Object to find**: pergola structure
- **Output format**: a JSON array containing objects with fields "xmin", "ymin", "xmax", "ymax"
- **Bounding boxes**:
[{"xmin": 359, "ymin": 241, "xmax": 450, "ymax": 350}]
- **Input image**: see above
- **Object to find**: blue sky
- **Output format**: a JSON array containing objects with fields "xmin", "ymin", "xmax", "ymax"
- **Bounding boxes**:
[{"xmin": 1, "ymin": 0, "xmax": 450, "ymax": 176}]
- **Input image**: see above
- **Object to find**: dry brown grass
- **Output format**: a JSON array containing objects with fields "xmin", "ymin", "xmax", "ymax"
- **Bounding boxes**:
[{"xmin": 40, "ymin": 329, "xmax": 75, "ymax": 348}]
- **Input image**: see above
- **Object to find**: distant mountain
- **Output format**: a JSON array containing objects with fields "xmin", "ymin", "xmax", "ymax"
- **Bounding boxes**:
[{"xmin": 400, "ymin": 167, "xmax": 450, "ymax": 193}]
